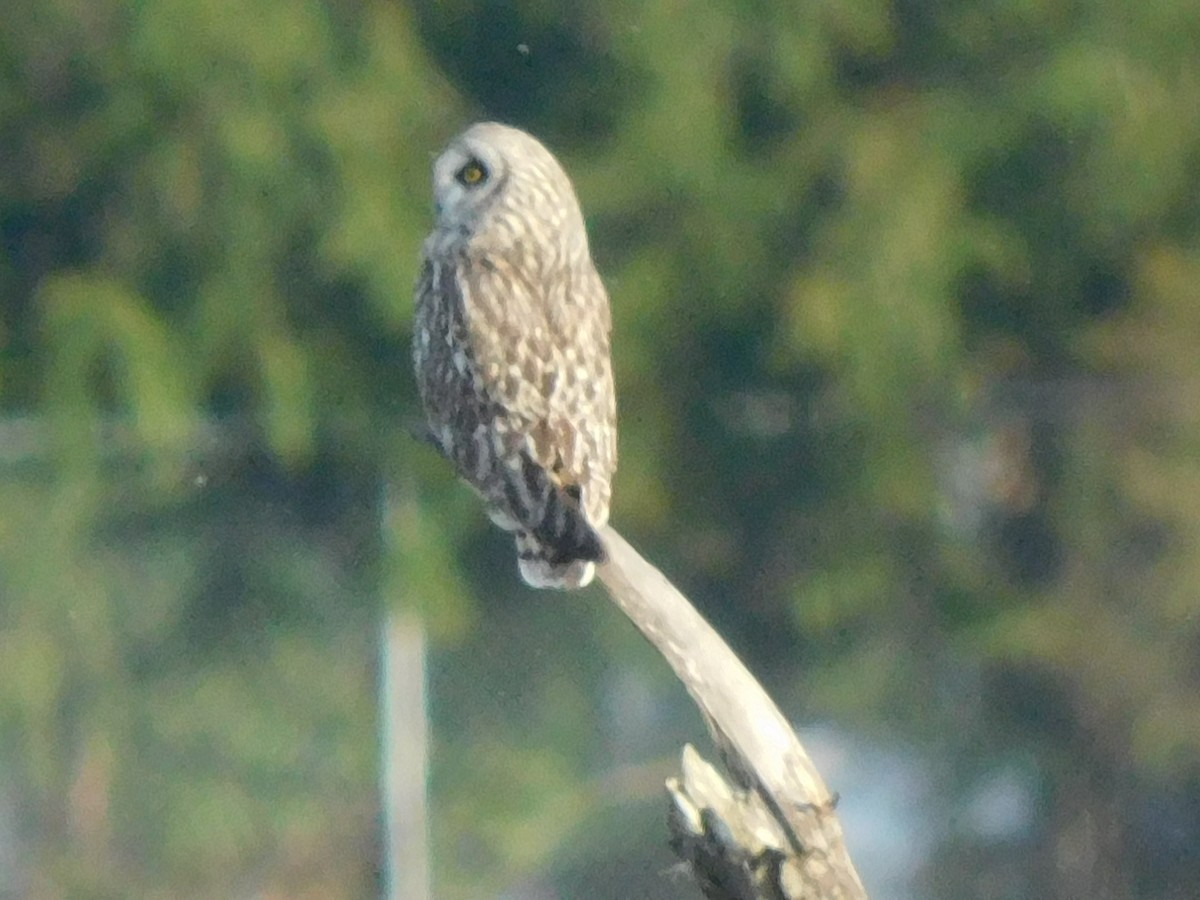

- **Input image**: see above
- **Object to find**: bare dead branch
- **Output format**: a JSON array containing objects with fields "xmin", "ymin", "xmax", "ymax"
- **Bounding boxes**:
[{"xmin": 596, "ymin": 525, "xmax": 866, "ymax": 900}]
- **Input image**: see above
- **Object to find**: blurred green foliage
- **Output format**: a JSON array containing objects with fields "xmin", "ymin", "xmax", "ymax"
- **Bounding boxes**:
[{"xmin": 3, "ymin": 0, "xmax": 1200, "ymax": 896}]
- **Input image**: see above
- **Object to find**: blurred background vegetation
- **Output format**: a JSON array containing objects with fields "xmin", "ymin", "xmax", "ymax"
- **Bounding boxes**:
[{"xmin": 2, "ymin": 0, "xmax": 1200, "ymax": 897}]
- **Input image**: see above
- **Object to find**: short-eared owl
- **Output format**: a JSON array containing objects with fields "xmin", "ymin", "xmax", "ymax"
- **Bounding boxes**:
[{"xmin": 413, "ymin": 122, "xmax": 617, "ymax": 589}]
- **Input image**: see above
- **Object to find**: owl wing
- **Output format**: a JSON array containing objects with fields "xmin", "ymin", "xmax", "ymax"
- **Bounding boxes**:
[{"xmin": 427, "ymin": 252, "xmax": 607, "ymax": 563}]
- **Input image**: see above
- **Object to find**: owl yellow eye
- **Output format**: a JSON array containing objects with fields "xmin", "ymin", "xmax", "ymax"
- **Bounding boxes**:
[{"xmin": 456, "ymin": 160, "xmax": 488, "ymax": 187}]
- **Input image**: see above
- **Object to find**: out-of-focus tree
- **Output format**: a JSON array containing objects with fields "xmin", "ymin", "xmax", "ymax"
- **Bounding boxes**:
[{"xmin": 1, "ymin": 0, "xmax": 452, "ymax": 894}]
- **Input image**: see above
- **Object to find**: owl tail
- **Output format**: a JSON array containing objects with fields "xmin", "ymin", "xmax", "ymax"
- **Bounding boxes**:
[
  {"xmin": 515, "ymin": 533, "xmax": 600, "ymax": 589},
  {"xmin": 504, "ymin": 454, "xmax": 605, "ymax": 590},
  {"xmin": 532, "ymin": 482, "xmax": 605, "ymax": 562}
]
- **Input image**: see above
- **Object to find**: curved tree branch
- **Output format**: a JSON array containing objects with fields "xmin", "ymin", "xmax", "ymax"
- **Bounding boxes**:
[{"xmin": 596, "ymin": 525, "xmax": 866, "ymax": 899}]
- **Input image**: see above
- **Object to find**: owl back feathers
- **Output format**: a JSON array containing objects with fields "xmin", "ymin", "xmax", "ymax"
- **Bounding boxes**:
[{"xmin": 414, "ymin": 253, "xmax": 614, "ymax": 589}]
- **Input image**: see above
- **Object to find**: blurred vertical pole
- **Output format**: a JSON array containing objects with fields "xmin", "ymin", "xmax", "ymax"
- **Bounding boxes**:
[{"xmin": 380, "ymin": 610, "xmax": 430, "ymax": 900}]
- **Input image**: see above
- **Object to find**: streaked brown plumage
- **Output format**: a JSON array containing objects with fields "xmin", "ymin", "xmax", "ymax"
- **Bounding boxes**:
[{"xmin": 413, "ymin": 122, "xmax": 617, "ymax": 589}]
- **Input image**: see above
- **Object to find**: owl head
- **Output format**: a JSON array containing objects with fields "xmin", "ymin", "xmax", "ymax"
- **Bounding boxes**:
[{"xmin": 429, "ymin": 122, "xmax": 588, "ymax": 255}]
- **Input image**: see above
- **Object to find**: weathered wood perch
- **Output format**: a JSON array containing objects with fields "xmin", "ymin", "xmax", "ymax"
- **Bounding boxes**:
[{"xmin": 596, "ymin": 525, "xmax": 867, "ymax": 900}]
